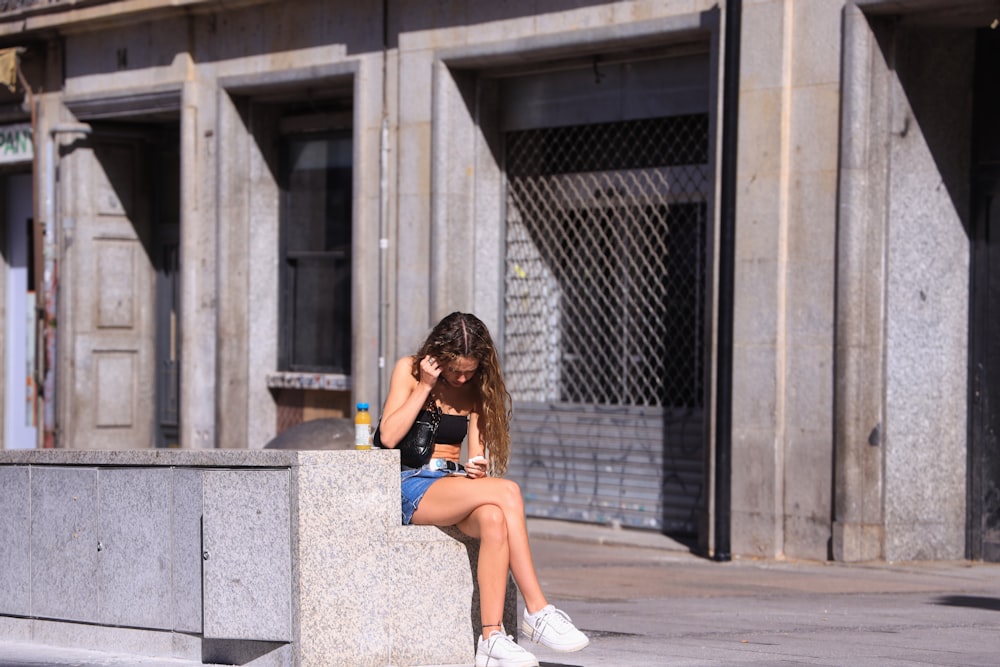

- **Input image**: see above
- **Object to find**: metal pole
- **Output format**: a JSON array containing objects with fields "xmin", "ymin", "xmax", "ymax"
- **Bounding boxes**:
[{"xmin": 377, "ymin": 0, "xmax": 392, "ymax": 413}]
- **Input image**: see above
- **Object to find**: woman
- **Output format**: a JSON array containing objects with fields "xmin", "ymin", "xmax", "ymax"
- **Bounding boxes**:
[{"xmin": 378, "ymin": 312, "xmax": 589, "ymax": 667}]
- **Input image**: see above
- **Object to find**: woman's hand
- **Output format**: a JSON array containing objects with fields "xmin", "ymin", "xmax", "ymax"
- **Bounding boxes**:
[
  {"xmin": 419, "ymin": 355, "xmax": 442, "ymax": 388},
  {"xmin": 464, "ymin": 455, "xmax": 488, "ymax": 479}
]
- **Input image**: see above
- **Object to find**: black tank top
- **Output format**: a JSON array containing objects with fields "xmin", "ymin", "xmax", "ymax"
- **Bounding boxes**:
[{"xmin": 433, "ymin": 412, "xmax": 469, "ymax": 445}]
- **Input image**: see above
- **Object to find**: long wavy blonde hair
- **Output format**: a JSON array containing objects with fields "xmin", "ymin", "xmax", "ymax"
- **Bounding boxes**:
[{"xmin": 412, "ymin": 312, "xmax": 512, "ymax": 476}]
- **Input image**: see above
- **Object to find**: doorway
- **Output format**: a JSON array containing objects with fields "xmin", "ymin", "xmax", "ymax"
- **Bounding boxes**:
[
  {"xmin": 4, "ymin": 172, "xmax": 37, "ymax": 449},
  {"xmin": 498, "ymin": 51, "xmax": 713, "ymax": 536},
  {"xmin": 152, "ymin": 128, "xmax": 179, "ymax": 448},
  {"xmin": 60, "ymin": 122, "xmax": 180, "ymax": 449},
  {"xmin": 969, "ymin": 28, "xmax": 1000, "ymax": 562}
]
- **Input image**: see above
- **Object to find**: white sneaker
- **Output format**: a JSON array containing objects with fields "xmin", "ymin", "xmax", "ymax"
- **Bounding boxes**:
[
  {"xmin": 520, "ymin": 604, "xmax": 590, "ymax": 652},
  {"xmin": 475, "ymin": 630, "xmax": 539, "ymax": 667}
]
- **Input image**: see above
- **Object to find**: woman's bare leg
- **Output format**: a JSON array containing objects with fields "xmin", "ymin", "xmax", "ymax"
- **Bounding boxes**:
[
  {"xmin": 454, "ymin": 503, "xmax": 509, "ymax": 630},
  {"xmin": 411, "ymin": 477, "xmax": 548, "ymax": 616}
]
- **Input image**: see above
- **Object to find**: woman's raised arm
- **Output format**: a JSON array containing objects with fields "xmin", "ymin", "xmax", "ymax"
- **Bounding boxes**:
[{"xmin": 377, "ymin": 355, "xmax": 436, "ymax": 448}]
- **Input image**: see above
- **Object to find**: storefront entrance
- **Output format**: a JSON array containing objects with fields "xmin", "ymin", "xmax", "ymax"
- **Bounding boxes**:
[
  {"xmin": 4, "ymin": 171, "xmax": 37, "ymax": 449},
  {"xmin": 498, "ymin": 51, "xmax": 713, "ymax": 537}
]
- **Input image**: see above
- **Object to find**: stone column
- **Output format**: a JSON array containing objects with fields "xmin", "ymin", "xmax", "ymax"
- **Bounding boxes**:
[{"xmin": 833, "ymin": 3, "xmax": 889, "ymax": 562}]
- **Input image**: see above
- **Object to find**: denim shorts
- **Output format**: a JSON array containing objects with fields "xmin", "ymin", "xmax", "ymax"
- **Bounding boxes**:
[{"xmin": 400, "ymin": 468, "xmax": 449, "ymax": 525}]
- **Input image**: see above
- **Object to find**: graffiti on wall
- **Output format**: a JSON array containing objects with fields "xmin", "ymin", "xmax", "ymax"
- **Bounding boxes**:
[{"xmin": 507, "ymin": 404, "xmax": 705, "ymax": 533}]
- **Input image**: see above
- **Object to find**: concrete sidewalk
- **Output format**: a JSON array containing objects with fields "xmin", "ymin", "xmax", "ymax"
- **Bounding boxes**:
[
  {"xmin": 2, "ymin": 519, "xmax": 1000, "ymax": 666},
  {"xmin": 525, "ymin": 519, "xmax": 1000, "ymax": 667}
]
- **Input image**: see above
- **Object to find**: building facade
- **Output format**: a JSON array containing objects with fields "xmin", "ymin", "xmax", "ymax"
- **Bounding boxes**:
[{"xmin": 0, "ymin": 0, "xmax": 996, "ymax": 563}]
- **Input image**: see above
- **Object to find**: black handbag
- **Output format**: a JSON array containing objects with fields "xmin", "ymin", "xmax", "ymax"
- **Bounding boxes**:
[{"xmin": 374, "ymin": 403, "xmax": 440, "ymax": 469}]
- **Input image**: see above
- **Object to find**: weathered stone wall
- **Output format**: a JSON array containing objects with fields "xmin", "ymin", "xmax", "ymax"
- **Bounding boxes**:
[{"xmin": 0, "ymin": 0, "xmax": 986, "ymax": 563}]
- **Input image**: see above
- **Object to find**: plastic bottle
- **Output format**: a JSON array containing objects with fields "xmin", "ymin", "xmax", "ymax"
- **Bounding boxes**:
[{"xmin": 354, "ymin": 403, "xmax": 372, "ymax": 450}]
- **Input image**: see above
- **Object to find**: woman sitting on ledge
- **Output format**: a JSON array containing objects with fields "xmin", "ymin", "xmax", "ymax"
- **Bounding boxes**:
[{"xmin": 377, "ymin": 311, "xmax": 589, "ymax": 667}]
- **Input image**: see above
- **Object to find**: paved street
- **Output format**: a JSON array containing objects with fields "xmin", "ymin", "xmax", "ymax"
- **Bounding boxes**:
[
  {"xmin": 2, "ymin": 519, "xmax": 1000, "ymax": 666},
  {"xmin": 524, "ymin": 520, "xmax": 1000, "ymax": 666}
]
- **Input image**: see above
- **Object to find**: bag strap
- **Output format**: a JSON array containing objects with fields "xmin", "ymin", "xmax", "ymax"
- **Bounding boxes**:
[{"xmin": 423, "ymin": 397, "xmax": 441, "ymax": 426}]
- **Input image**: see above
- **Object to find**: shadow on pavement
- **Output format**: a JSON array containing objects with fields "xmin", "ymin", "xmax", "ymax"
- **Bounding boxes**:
[{"xmin": 934, "ymin": 594, "xmax": 1000, "ymax": 611}]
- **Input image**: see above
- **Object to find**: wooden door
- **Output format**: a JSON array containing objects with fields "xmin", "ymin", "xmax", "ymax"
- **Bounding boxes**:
[{"xmin": 62, "ymin": 131, "xmax": 157, "ymax": 449}]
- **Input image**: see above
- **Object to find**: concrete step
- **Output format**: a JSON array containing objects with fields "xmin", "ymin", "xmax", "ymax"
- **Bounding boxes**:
[
  {"xmin": 0, "ymin": 640, "xmax": 477, "ymax": 667},
  {"xmin": 0, "ymin": 640, "xmax": 230, "ymax": 667}
]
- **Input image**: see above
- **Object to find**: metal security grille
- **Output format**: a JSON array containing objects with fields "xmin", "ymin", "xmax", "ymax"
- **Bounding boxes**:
[
  {"xmin": 504, "ymin": 115, "xmax": 709, "ymax": 408},
  {"xmin": 503, "ymin": 113, "xmax": 711, "ymax": 534}
]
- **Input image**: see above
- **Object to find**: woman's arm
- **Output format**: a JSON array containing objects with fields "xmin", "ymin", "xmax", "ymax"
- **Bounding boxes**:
[
  {"xmin": 466, "ymin": 412, "xmax": 485, "ymax": 460},
  {"xmin": 464, "ymin": 412, "xmax": 489, "ymax": 478},
  {"xmin": 377, "ymin": 355, "xmax": 438, "ymax": 448}
]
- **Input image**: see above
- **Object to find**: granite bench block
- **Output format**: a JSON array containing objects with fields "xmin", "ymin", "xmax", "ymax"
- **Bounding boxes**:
[
  {"xmin": 97, "ymin": 468, "xmax": 173, "ymax": 630},
  {"xmin": 439, "ymin": 526, "xmax": 519, "ymax": 647},
  {"xmin": 390, "ymin": 525, "xmax": 519, "ymax": 667},
  {"xmin": 30, "ymin": 467, "xmax": 99, "ymax": 623},
  {"xmin": 202, "ymin": 469, "xmax": 293, "ymax": 642},
  {"xmin": 295, "ymin": 451, "xmax": 398, "ymax": 667},
  {"xmin": 171, "ymin": 468, "xmax": 204, "ymax": 633},
  {"xmin": 0, "ymin": 466, "xmax": 30, "ymax": 617},
  {"xmin": 0, "ymin": 450, "xmax": 521, "ymax": 667},
  {"xmin": 390, "ymin": 525, "xmax": 476, "ymax": 666}
]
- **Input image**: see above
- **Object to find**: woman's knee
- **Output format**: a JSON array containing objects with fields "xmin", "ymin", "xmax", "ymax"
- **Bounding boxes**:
[
  {"xmin": 473, "ymin": 504, "xmax": 508, "ymax": 543},
  {"xmin": 496, "ymin": 479, "xmax": 525, "ymax": 514}
]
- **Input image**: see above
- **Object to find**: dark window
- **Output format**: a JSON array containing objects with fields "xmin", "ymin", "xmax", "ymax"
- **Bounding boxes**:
[{"xmin": 279, "ymin": 132, "xmax": 352, "ymax": 373}]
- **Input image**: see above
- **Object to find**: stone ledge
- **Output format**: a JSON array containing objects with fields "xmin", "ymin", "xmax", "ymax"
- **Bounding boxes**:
[
  {"xmin": 266, "ymin": 371, "xmax": 351, "ymax": 391},
  {"xmin": 0, "ymin": 449, "xmax": 514, "ymax": 666},
  {"xmin": 0, "ymin": 448, "xmax": 396, "ymax": 468}
]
